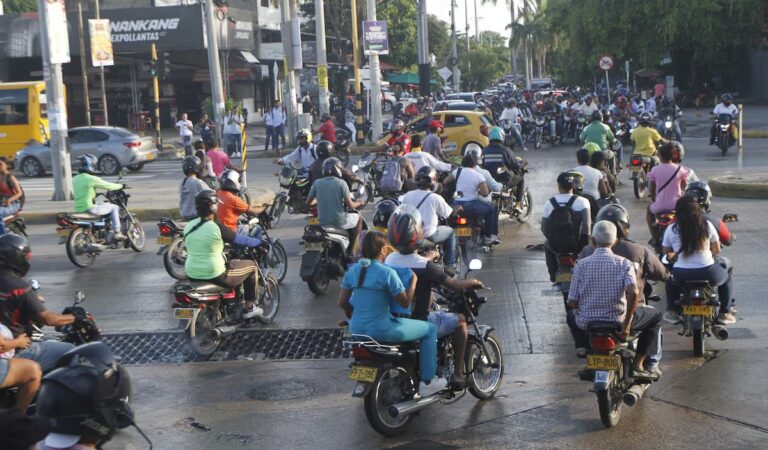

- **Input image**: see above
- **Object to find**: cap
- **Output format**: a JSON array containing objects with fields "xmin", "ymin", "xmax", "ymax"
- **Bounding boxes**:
[{"xmin": 45, "ymin": 433, "xmax": 82, "ymax": 448}]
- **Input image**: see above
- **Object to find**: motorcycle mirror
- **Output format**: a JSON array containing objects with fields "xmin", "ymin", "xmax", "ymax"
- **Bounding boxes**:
[
  {"xmin": 74, "ymin": 291, "xmax": 85, "ymax": 304},
  {"xmin": 352, "ymin": 164, "xmax": 359, "ymax": 172},
  {"xmin": 722, "ymin": 213, "xmax": 738, "ymax": 223},
  {"xmin": 30, "ymin": 279, "xmax": 40, "ymax": 291},
  {"xmin": 468, "ymin": 259, "xmax": 483, "ymax": 271}
]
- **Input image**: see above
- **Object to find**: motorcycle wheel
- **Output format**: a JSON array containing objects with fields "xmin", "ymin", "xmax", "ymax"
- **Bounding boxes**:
[
  {"xmin": 351, "ymin": 181, "xmax": 372, "ymax": 209},
  {"xmin": 307, "ymin": 268, "xmax": 330, "ymax": 295},
  {"xmin": 719, "ymin": 136, "xmax": 728, "ymax": 156},
  {"xmin": 534, "ymin": 131, "xmax": 542, "ymax": 150},
  {"xmin": 257, "ymin": 274, "xmax": 280, "ymax": 324},
  {"xmin": 163, "ymin": 237, "xmax": 188, "ymax": 280},
  {"xmin": 596, "ymin": 379, "xmax": 623, "ymax": 428},
  {"xmin": 66, "ymin": 228, "xmax": 98, "ymax": 268},
  {"xmin": 336, "ymin": 149, "xmax": 351, "ymax": 168},
  {"xmin": 693, "ymin": 328, "xmax": 705, "ymax": 357},
  {"xmin": 126, "ymin": 217, "xmax": 146, "ymax": 252},
  {"xmin": 516, "ymin": 190, "xmax": 533, "ymax": 223},
  {"xmin": 186, "ymin": 307, "xmax": 221, "ymax": 357},
  {"xmin": 466, "ymin": 333, "xmax": 504, "ymax": 400},
  {"xmin": 363, "ymin": 367, "xmax": 415, "ymax": 436},
  {"xmin": 633, "ymin": 172, "xmax": 646, "ymax": 199},
  {"xmin": 264, "ymin": 240, "xmax": 288, "ymax": 283},
  {"xmin": 550, "ymin": 134, "xmax": 559, "ymax": 148},
  {"xmin": 270, "ymin": 194, "xmax": 287, "ymax": 227},
  {"xmin": 560, "ymin": 132, "xmax": 568, "ymax": 145}
]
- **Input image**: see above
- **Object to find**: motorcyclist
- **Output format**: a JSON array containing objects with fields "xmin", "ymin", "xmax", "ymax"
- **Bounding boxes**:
[
  {"xmin": 384, "ymin": 119, "xmax": 412, "ymax": 154},
  {"xmin": 580, "ymin": 110, "xmax": 615, "ymax": 151},
  {"xmin": 184, "ymin": 190, "xmax": 264, "ymax": 320},
  {"xmin": 72, "ymin": 155, "xmax": 126, "ymax": 242},
  {"xmin": 274, "ymin": 129, "xmax": 317, "ymax": 171},
  {"xmin": 631, "ymin": 95, "xmax": 646, "ymax": 115},
  {"xmin": 482, "ymin": 127, "xmax": 526, "ymax": 211},
  {"xmin": 385, "ymin": 206, "xmax": 483, "ymax": 387},
  {"xmin": 646, "ymin": 142, "xmax": 689, "ymax": 245},
  {"xmin": 354, "ymin": 199, "xmax": 398, "ymax": 261},
  {"xmin": 498, "ymin": 99, "xmax": 527, "ymax": 151},
  {"xmin": 421, "ymin": 120, "xmax": 449, "ymax": 162},
  {"xmin": 631, "ymin": 112, "xmax": 667, "ymax": 163},
  {"xmin": 307, "ymin": 158, "xmax": 364, "ymax": 258},
  {"xmin": 571, "ymin": 147, "xmax": 609, "ymax": 203},
  {"xmin": 217, "ymin": 170, "xmax": 268, "ymax": 233},
  {"xmin": 0, "ymin": 321, "xmax": 41, "ymax": 412},
  {"xmin": 308, "ymin": 140, "xmax": 359, "ymax": 185},
  {"xmin": 179, "ymin": 156, "xmax": 211, "ymax": 221},
  {"xmin": 709, "ymin": 93, "xmax": 739, "ymax": 146},
  {"xmin": 404, "ymin": 139, "xmax": 452, "ymax": 174},
  {"xmin": 609, "ymin": 96, "xmax": 633, "ymax": 122},
  {"xmin": 656, "ymin": 95, "xmax": 683, "ymax": 141},
  {"xmin": 35, "ymin": 343, "xmax": 134, "ymax": 449},
  {"xmin": 400, "ymin": 167, "xmax": 458, "ymax": 273},
  {"xmin": 464, "ymin": 144, "xmax": 503, "ymax": 198},
  {"xmin": 576, "ymin": 95, "xmax": 598, "ymax": 117}
]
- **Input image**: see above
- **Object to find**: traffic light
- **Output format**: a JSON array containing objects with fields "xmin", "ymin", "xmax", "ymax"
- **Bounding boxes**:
[
  {"xmin": 157, "ymin": 51, "xmax": 171, "ymax": 79},
  {"xmin": 148, "ymin": 60, "xmax": 157, "ymax": 77}
]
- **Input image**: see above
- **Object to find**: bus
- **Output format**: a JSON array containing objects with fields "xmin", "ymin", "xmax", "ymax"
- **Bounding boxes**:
[{"xmin": 0, "ymin": 81, "xmax": 49, "ymax": 164}]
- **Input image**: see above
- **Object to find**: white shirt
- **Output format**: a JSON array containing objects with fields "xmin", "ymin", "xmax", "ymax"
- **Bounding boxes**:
[
  {"xmin": 176, "ymin": 119, "xmax": 193, "ymax": 137},
  {"xmin": 578, "ymin": 102, "xmax": 598, "ymax": 116},
  {"xmin": 224, "ymin": 114, "xmax": 243, "ymax": 135},
  {"xmin": 645, "ymin": 98, "xmax": 656, "ymax": 114},
  {"xmin": 0, "ymin": 324, "xmax": 14, "ymax": 358},
  {"xmin": 269, "ymin": 107, "xmax": 286, "ymax": 126},
  {"xmin": 499, "ymin": 107, "xmax": 522, "ymax": 125},
  {"xmin": 712, "ymin": 103, "xmax": 738, "ymax": 117},
  {"xmin": 662, "ymin": 221, "xmax": 719, "ymax": 269},
  {"xmin": 400, "ymin": 189, "xmax": 452, "ymax": 238},
  {"xmin": 404, "ymin": 151, "xmax": 452, "ymax": 173},
  {"xmin": 541, "ymin": 193, "xmax": 590, "ymax": 219},
  {"xmin": 281, "ymin": 144, "xmax": 317, "ymax": 169},
  {"xmin": 473, "ymin": 167, "xmax": 502, "ymax": 202},
  {"xmin": 452, "ymin": 167, "xmax": 486, "ymax": 202},
  {"xmin": 570, "ymin": 164, "xmax": 603, "ymax": 200}
]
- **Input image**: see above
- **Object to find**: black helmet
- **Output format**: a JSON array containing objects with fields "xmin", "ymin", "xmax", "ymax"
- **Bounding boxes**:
[
  {"xmin": 721, "ymin": 93, "xmax": 733, "ymax": 102},
  {"xmin": 36, "ymin": 343, "xmax": 133, "ymax": 448},
  {"xmin": 415, "ymin": 166, "xmax": 437, "ymax": 190},
  {"xmin": 219, "ymin": 169, "xmax": 240, "ymax": 192},
  {"xmin": 373, "ymin": 199, "xmax": 399, "ymax": 228},
  {"xmin": 639, "ymin": 112, "xmax": 652, "ymax": 126},
  {"xmin": 669, "ymin": 140, "xmax": 685, "ymax": 163},
  {"xmin": 0, "ymin": 234, "xmax": 31, "ymax": 276},
  {"xmin": 557, "ymin": 171, "xmax": 585, "ymax": 193},
  {"xmin": 595, "ymin": 203, "xmax": 630, "ymax": 238},
  {"xmin": 78, "ymin": 154, "xmax": 98, "ymax": 174},
  {"xmin": 315, "ymin": 140, "xmax": 334, "ymax": 159},
  {"xmin": 685, "ymin": 180, "xmax": 712, "ymax": 211},
  {"xmin": 182, "ymin": 155, "xmax": 201, "ymax": 176},
  {"xmin": 195, "ymin": 190, "xmax": 219, "ymax": 217},
  {"xmin": 590, "ymin": 110, "xmax": 602, "ymax": 122},
  {"xmin": 387, "ymin": 204, "xmax": 423, "ymax": 254},
  {"xmin": 322, "ymin": 157, "xmax": 342, "ymax": 178}
]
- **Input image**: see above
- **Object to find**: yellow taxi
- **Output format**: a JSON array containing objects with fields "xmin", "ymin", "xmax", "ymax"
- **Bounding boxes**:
[{"xmin": 378, "ymin": 110, "xmax": 493, "ymax": 155}]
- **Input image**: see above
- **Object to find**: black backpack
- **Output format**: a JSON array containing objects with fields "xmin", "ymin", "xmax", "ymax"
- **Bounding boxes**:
[
  {"xmin": 544, "ymin": 196, "xmax": 581, "ymax": 252},
  {"xmin": 441, "ymin": 168, "xmax": 463, "ymax": 203}
]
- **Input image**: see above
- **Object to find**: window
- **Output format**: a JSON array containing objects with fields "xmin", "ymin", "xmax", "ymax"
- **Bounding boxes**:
[
  {"xmin": 261, "ymin": 0, "xmax": 270, "ymax": 6},
  {"xmin": 72, "ymin": 129, "xmax": 109, "ymax": 143},
  {"xmin": 0, "ymin": 89, "xmax": 29, "ymax": 125},
  {"xmin": 443, "ymin": 114, "xmax": 469, "ymax": 128},
  {"xmin": 110, "ymin": 128, "xmax": 136, "ymax": 138}
]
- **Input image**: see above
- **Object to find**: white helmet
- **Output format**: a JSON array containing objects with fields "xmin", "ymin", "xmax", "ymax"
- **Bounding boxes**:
[{"xmin": 464, "ymin": 143, "xmax": 483, "ymax": 164}]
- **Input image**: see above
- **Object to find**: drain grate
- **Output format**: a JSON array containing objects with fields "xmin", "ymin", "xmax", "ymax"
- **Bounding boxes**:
[
  {"xmin": 723, "ymin": 327, "xmax": 756, "ymax": 339},
  {"xmin": 101, "ymin": 328, "xmax": 351, "ymax": 365}
]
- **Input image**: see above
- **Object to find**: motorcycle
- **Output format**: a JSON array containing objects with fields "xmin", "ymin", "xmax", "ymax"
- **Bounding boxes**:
[
  {"xmin": 270, "ymin": 160, "xmax": 312, "ymax": 226},
  {"xmin": 613, "ymin": 117, "xmax": 636, "ymax": 149},
  {"xmin": 714, "ymin": 113, "xmax": 736, "ymax": 156},
  {"xmin": 560, "ymin": 112, "xmax": 576, "ymax": 145},
  {"xmin": 531, "ymin": 115, "xmax": 545, "ymax": 149},
  {"xmin": 492, "ymin": 164, "xmax": 533, "ymax": 224},
  {"xmin": 574, "ymin": 112, "xmax": 587, "ymax": 145},
  {"xmin": 172, "ymin": 247, "xmax": 281, "ymax": 357},
  {"xmin": 652, "ymin": 211, "xmax": 676, "ymax": 256},
  {"xmin": 352, "ymin": 151, "xmax": 389, "ymax": 206},
  {"xmin": 661, "ymin": 115, "xmax": 676, "ymax": 140},
  {"xmin": 55, "ymin": 188, "xmax": 146, "ymax": 268},
  {"xmin": 449, "ymin": 206, "xmax": 497, "ymax": 268},
  {"xmin": 500, "ymin": 119, "xmax": 516, "ymax": 149},
  {"xmin": 344, "ymin": 259, "xmax": 503, "ymax": 436},
  {"xmin": 555, "ymin": 252, "xmax": 578, "ymax": 312},
  {"xmin": 543, "ymin": 113, "xmax": 559, "ymax": 147},
  {"xmin": 628, "ymin": 154, "xmax": 656, "ymax": 199}
]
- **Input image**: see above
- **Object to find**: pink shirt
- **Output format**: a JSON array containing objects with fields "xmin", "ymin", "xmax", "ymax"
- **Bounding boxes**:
[
  {"xmin": 654, "ymin": 83, "xmax": 665, "ymax": 98},
  {"xmin": 648, "ymin": 162, "xmax": 689, "ymax": 214},
  {"xmin": 207, "ymin": 149, "xmax": 230, "ymax": 177}
]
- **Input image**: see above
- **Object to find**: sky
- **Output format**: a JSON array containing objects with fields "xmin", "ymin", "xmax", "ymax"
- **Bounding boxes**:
[{"xmin": 428, "ymin": 0, "xmax": 513, "ymax": 40}]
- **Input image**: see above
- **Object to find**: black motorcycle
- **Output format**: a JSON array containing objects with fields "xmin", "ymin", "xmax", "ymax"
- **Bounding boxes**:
[
  {"xmin": 352, "ymin": 151, "xmax": 389, "ymax": 206},
  {"xmin": 344, "ymin": 259, "xmax": 503, "ymax": 436},
  {"xmin": 270, "ymin": 161, "xmax": 312, "ymax": 225},
  {"xmin": 56, "ymin": 188, "xmax": 146, "ymax": 268},
  {"xmin": 491, "ymin": 163, "xmax": 533, "ymax": 224},
  {"xmin": 714, "ymin": 113, "xmax": 736, "ymax": 156}
]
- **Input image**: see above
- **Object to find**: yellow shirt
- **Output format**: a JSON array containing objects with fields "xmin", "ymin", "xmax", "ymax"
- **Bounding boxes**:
[
  {"xmin": 630, "ymin": 126, "xmax": 662, "ymax": 156},
  {"xmin": 410, "ymin": 145, "xmax": 422, "ymax": 153}
]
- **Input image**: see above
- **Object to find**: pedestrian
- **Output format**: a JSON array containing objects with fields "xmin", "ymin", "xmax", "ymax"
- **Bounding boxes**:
[
  {"xmin": 224, "ymin": 107, "xmax": 244, "ymax": 158},
  {"xmin": 269, "ymin": 100, "xmax": 287, "ymax": 151},
  {"xmin": 196, "ymin": 113, "xmax": 214, "ymax": 148},
  {"xmin": 302, "ymin": 92, "xmax": 315, "ymax": 121},
  {"xmin": 264, "ymin": 105, "xmax": 274, "ymax": 152},
  {"xmin": 175, "ymin": 113, "xmax": 194, "ymax": 156},
  {"xmin": 206, "ymin": 138, "xmax": 242, "ymax": 180}
]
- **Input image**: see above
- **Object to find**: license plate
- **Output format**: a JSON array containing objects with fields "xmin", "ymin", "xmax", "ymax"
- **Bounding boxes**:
[
  {"xmin": 56, "ymin": 228, "xmax": 71, "ymax": 238},
  {"xmin": 304, "ymin": 242, "xmax": 324, "ymax": 251},
  {"xmin": 556, "ymin": 272, "xmax": 572, "ymax": 283},
  {"xmin": 683, "ymin": 305, "xmax": 713, "ymax": 316},
  {"xmin": 586, "ymin": 354, "xmax": 621, "ymax": 371},
  {"xmin": 455, "ymin": 226, "xmax": 471, "ymax": 237},
  {"xmin": 173, "ymin": 308, "xmax": 196, "ymax": 320},
  {"xmin": 349, "ymin": 365, "xmax": 378, "ymax": 382},
  {"xmin": 630, "ymin": 166, "xmax": 642, "ymax": 172},
  {"xmin": 156, "ymin": 236, "xmax": 174, "ymax": 245},
  {"xmin": 306, "ymin": 217, "xmax": 319, "ymax": 225},
  {"xmin": 145, "ymin": 152, "xmax": 156, "ymax": 161}
]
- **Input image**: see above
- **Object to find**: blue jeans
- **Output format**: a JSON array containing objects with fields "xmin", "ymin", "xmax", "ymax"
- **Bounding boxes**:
[
  {"xmin": 665, "ymin": 258, "xmax": 732, "ymax": 314},
  {"xmin": 455, "ymin": 200, "xmax": 498, "ymax": 237},
  {"xmin": 510, "ymin": 125, "xmax": 525, "ymax": 149},
  {"xmin": 0, "ymin": 201, "xmax": 21, "ymax": 218},
  {"xmin": 272, "ymin": 124, "xmax": 286, "ymax": 149},
  {"xmin": 656, "ymin": 121, "xmax": 683, "ymax": 142},
  {"xmin": 428, "ymin": 225, "xmax": 456, "ymax": 265},
  {"xmin": 226, "ymin": 133, "xmax": 242, "ymax": 156},
  {"xmin": 264, "ymin": 125, "xmax": 274, "ymax": 150},
  {"xmin": 181, "ymin": 135, "xmax": 192, "ymax": 156},
  {"xmin": 17, "ymin": 340, "xmax": 75, "ymax": 372}
]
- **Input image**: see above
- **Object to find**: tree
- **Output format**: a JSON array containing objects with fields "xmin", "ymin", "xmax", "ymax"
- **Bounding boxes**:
[
  {"xmin": 4, "ymin": 0, "xmax": 37, "ymax": 13},
  {"xmin": 427, "ymin": 14, "xmax": 450, "ymax": 65},
  {"xmin": 456, "ymin": 35, "xmax": 508, "ymax": 90}
]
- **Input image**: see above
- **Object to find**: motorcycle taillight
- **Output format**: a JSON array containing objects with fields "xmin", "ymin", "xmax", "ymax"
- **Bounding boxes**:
[
  {"xmin": 591, "ymin": 336, "xmax": 616, "ymax": 351},
  {"xmin": 657, "ymin": 213, "xmax": 676, "ymax": 226},
  {"xmin": 352, "ymin": 347, "xmax": 371, "ymax": 360},
  {"xmin": 631, "ymin": 158, "xmax": 641, "ymax": 166},
  {"xmin": 558, "ymin": 255, "xmax": 575, "ymax": 267},
  {"xmin": 174, "ymin": 293, "xmax": 193, "ymax": 304},
  {"xmin": 310, "ymin": 207, "xmax": 318, "ymax": 217},
  {"xmin": 158, "ymin": 224, "xmax": 173, "ymax": 235},
  {"xmin": 456, "ymin": 217, "xmax": 468, "ymax": 225}
]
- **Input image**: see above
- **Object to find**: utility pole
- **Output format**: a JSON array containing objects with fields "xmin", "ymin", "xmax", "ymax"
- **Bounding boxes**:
[
  {"xmin": 93, "ymin": 0, "xmax": 108, "ymax": 125},
  {"xmin": 76, "ymin": 0, "xmax": 91, "ymax": 125},
  {"xmin": 204, "ymin": 0, "xmax": 225, "ymax": 141},
  {"xmin": 290, "ymin": 0, "xmax": 303, "ymax": 133},
  {"xmin": 473, "ymin": 0, "xmax": 479, "ymax": 43},
  {"xmin": 37, "ymin": 0, "xmax": 73, "ymax": 201},
  {"xmin": 366, "ymin": 0, "xmax": 382, "ymax": 140},
  {"xmin": 351, "ymin": 0, "xmax": 364, "ymax": 145},
  {"xmin": 279, "ymin": 0, "xmax": 298, "ymax": 144},
  {"xmin": 315, "ymin": 0, "xmax": 330, "ymax": 117},
  {"xmin": 150, "ymin": 44, "xmax": 161, "ymax": 145},
  {"xmin": 450, "ymin": 0, "xmax": 459, "ymax": 91},
  {"xmin": 464, "ymin": 0, "xmax": 470, "ymax": 89},
  {"xmin": 416, "ymin": 0, "xmax": 430, "ymax": 95}
]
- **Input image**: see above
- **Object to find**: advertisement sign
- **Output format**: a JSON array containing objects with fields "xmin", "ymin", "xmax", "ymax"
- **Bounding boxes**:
[
  {"xmin": 45, "ymin": 0, "xmax": 71, "ymax": 64},
  {"xmin": 363, "ymin": 21, "xmax": 389, "ymax": 55},
  {"xmin": 317, "ymin": 64, "xmax": 328, "ymax": 89},
  {"xmin": 89, "ymin": 19, "xmax": 114, "ymax": 67}
]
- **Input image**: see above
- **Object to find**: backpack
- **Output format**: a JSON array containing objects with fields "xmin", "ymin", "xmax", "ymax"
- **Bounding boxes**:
[
  {"xmin": 441, "ymin": 168, "xmax": 463, "ymax": 202},
  {"xmin": 380, "ymin": 156, "xmax": 405, "ymax": 192},
  {"xmin": 544, "ymin": 196, "xmax": 581, "ymax": 252}
]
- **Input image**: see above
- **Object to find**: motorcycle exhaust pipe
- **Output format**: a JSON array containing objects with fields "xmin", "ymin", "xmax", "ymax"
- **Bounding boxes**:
[
  {"xmin": 388, "ymin": 393, "xmax": 444, "ymax": 419},
  {"xmin": 214, "ymin": 325, "xmax": 239, "ymax": 336},
  {"xmin": 713, "ymin": 325, "xmax": 729, "ymax": 341},
  {"xmin": 622, "ymin": 384, "xmax": 648, "ymax": 407}
]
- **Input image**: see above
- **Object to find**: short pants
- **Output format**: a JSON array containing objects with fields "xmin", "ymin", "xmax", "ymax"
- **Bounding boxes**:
[
  {"xmin": 0, "ymin": 358, "xmax": 8, "ymax": 385},
  {"xmin": 428, "ymin": 311, "xmax": 460, "ymax": 338}
]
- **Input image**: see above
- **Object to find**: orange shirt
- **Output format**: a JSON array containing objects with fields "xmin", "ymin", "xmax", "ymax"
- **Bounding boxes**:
[{"xmin": 217, "ymin": 190, "xmax": 249, "ymax": 231}]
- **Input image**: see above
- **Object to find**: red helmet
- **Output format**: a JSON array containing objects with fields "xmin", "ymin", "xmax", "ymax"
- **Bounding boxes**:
[
  {"xmin": 428, "ymin": 120, "xmax": 444, "ymax": 130},
  {"xmin": 387, "ymin": 205, "xmax": 423, "ymax": 254}
]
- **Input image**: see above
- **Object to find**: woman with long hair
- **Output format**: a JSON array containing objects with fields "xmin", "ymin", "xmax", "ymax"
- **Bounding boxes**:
[{"xmin": 662, "ymin": 196, "xmax": 733, "ymax": 324}]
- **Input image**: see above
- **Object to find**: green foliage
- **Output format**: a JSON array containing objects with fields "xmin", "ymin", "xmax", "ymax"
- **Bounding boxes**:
[
  {"xmin": 376, "ymin": 0, "xmax": 418, "ymax": 68},
  {"xmin": 3, "ymin": 0, "xmax": 37, "ymax": 13},
  {"xmin": 457, "ymin": 36, "xmax": 509, "ymax": 90},
  {"xmin": 427, "ymin": 14, "xmax": 450, "ymax": 64}
]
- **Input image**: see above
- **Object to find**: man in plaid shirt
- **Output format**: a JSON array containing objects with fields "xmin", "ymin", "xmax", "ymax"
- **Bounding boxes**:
[{"xmin": 567, "ymin": 221, "xmax": 662, "ymax": 379}]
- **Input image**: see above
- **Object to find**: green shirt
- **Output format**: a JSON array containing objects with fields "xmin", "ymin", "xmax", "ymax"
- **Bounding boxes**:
[
  {"xmin": 183, "ymin": 218, "xmax": 226, "ymax": 280},
  {"xmin": 579, "ymin": 121, "xmax": 615, "ymax": 151},
  {"xmin": 308, "ymin": 177, "xmax": 349, "ymax": 228},
  {"xmin": 72, "ymin": 173, "xmax": 123, "ymax": 213}
]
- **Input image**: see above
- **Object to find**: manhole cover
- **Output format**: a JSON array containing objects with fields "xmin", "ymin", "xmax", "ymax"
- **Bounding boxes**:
[{"xmin": 246, "ymin": 380, "xmax": 315, "ymax": 400}]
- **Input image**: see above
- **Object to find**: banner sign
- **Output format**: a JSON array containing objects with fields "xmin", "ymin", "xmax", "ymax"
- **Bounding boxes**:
[
  {"xmin": 88, "ymin": 19, "xmax": 114, "ymax": 67},
  {"xmin": 363, "ymin": 21, "xmax": 389, "ymax": 55},
  {"xmin": 45, "ymin": 0, "xmax": 71, "ymax": 64}
]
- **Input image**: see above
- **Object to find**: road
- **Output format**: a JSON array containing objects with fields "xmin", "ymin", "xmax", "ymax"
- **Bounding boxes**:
[{"xmin": 20, "ymin": 125, "xmax": 768, "ymax": 449}]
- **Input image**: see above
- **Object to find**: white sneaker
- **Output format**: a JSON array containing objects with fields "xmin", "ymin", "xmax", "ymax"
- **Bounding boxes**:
[
  {"xmin": 662, "ymin": 311, "xmax": 681, "ymax": 324},
  {"xmin": 419, "ymin": 377, "xmax": 448, "ymax": 397},
  {"xmin": 242, "ymin": 305, "xmax": 264, "ymax": 320},
  {"xmin": 716, "ymin": 312, "xmax": 736, "ymax": 325}
]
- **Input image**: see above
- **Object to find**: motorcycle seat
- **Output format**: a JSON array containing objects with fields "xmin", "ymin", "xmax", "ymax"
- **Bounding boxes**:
[
  {"xmin": 587, "ymin": 321, "xmax": 622, "ymax": 333},
  {"xmin": 186, "ymin": 281, "xmax": 231, "ymax": 294},
  {"xmin": 322, "ymin": 226, "xmax": 349, "ymax": 237},
  {"xmin": 67, "ymin": 212, "xmax": 107, "ymax": 220},
  {"xmin": 682, "ymin": 280, "xmax": 713, "ymax": 289}
]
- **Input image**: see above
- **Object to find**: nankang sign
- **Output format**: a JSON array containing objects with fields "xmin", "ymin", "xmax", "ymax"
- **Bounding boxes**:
[
  {"xmin": 102, "ymin": 7, "xmax": 203, "ymax": 51},
  {"xmin": 110, "ymin": 18, "xmax": 181, "ymax": 42}
]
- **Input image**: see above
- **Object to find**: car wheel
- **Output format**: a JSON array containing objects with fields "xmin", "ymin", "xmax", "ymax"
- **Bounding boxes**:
[
  {"xmin": 127, "ymin": 162, "xmax": 145, "ymax": 172},
  {"xmin": 20, "ymin": 157, "xmax": 44, "ymax": 177},
  {"xmin": 98, "ymin": 154, "xmax": 121, "ymax": 175}
]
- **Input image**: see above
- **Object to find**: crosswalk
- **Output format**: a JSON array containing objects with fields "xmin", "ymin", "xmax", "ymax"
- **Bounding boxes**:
[{"xmin": 19, "ymin": 161, "xmax": 180, "ymax": 192}]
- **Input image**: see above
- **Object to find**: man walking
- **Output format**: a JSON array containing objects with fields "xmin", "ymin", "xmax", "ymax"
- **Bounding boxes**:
[
  {"xmin": 269, "ymin": 100, "xmax": 287, "ymax": 151},
  {"xmin": 176, "ymin": 113, "xmax": 194, "ymax": 156}
]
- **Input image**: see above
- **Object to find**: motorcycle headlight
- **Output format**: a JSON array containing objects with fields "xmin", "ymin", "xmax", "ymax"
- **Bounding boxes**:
[
  {"xmin": 665, "ymin": 121, "xmax": 672, "ymax": 128},
  {"xmin": 720, "ymin": 125, "xmax": 729, "ymax": 131},
  {"xmin": 535, "ymin": 117, "xmax": 544, "ymax": 125}
]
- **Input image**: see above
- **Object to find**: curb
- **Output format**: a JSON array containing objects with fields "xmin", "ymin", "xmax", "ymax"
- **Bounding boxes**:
[{"xmin": 709, "ymin": 177, "xmax": 768, "ymax": 199}]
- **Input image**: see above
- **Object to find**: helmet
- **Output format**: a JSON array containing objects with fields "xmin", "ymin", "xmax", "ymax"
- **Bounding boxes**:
[
  {"xmin": 617, "ymin": 96, "xmax": 627, "ymax": 104},
  {"xmin": 78, "ymin": 154, "xmax": 98, "ymax": 174},
  {"xmin": 415, "ymin": 166, "xmax": 437, "ymax": 190},
  {"xmin": 322, "ymin": 157, "xmax": 343, "ymax": 178},
  {"xmin": 373, "ymin": 199, "xmax": 399, "ymax": 228},
  {"xmin": 639, "ymin": 112, "xmax": 652, "ymax": 126},
  {"xmin": 590, "ymin": 110, "xmax": 602, "ymax": 122},
  {"xmin": 182, "ymin": 155, "xmax": 201, "ymax": 175},
  {"xmin": 428, "ymin": 120, "xmax": 443, "ymax": 131},
  {"xmin": 320, "ymin": 112, "xmax": 331, "ymax": 121},
  {"xmin": 390, "ymin": 119, "xmax": 405, "ymax": 132},
  {"xmin": 595, "ymin": 203, "xmax": 630, "ymax": 238},
  {"xmin": 557, "ymin": 171, "xmax": 585, "ymax": 193},
  {"xmin": 464, "ymin": 144, "xmax": 483, "ymax": 165},
  {"xmin": 488, "ymin": 126, "xmax": 505, "ymax": 142},
  {"xmin": 36, "ymin": 343, "xmax": 133, "ymax": 448},
  {"xmin": 387, "ymin": 204, "xmax": 423, "ymax": 254},
  {"xmin": 600, "ymin": 109, "xmax": 610, "ymax": 123},
  {"xmin": 582, "ymin": 142, "xmax": 601, "ymax": 155},
  {"xmin": 685, "ymin": 180, "xmax": 712, "ymax": 211},
  {"xmin": 315, "ymin": 140, "xmax": 334, "ymax": 159},
  {"xmin": 721, "ymin": 93, "xmax": 733, "ymax": 102},
  {"xmin": 296, "ymin": 128, "xmax": 312, "ymax": 142},
  {"xmin": 669, "ymin": 140, "xmax": 685, "ymax": 163},
  {"xmin": 195, "ymin": 190, "xmax": 219, "ymax": 217},
  {"xmin": 0, "ymin": 234, "xmax": 31, "ymax": 276},
  {"xmin": 219, "ymin": 169, "xmax": 240, "ymax": 192}
]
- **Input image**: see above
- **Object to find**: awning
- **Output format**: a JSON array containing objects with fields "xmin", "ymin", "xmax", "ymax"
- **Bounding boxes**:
[{"xmin": 239, "ymin": 50, "xmax": 260, "ymax": 64}]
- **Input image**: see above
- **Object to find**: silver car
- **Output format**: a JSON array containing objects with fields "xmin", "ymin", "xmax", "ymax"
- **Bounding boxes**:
[{"xmin": 15, "ymin": 126, "xmax": 158, "ymax": 177}]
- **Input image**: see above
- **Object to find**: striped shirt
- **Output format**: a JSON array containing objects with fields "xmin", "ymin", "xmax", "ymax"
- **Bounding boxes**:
[{"xmin": 569, "ymin": 247, "xmax": 637, "ymax": 329}]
